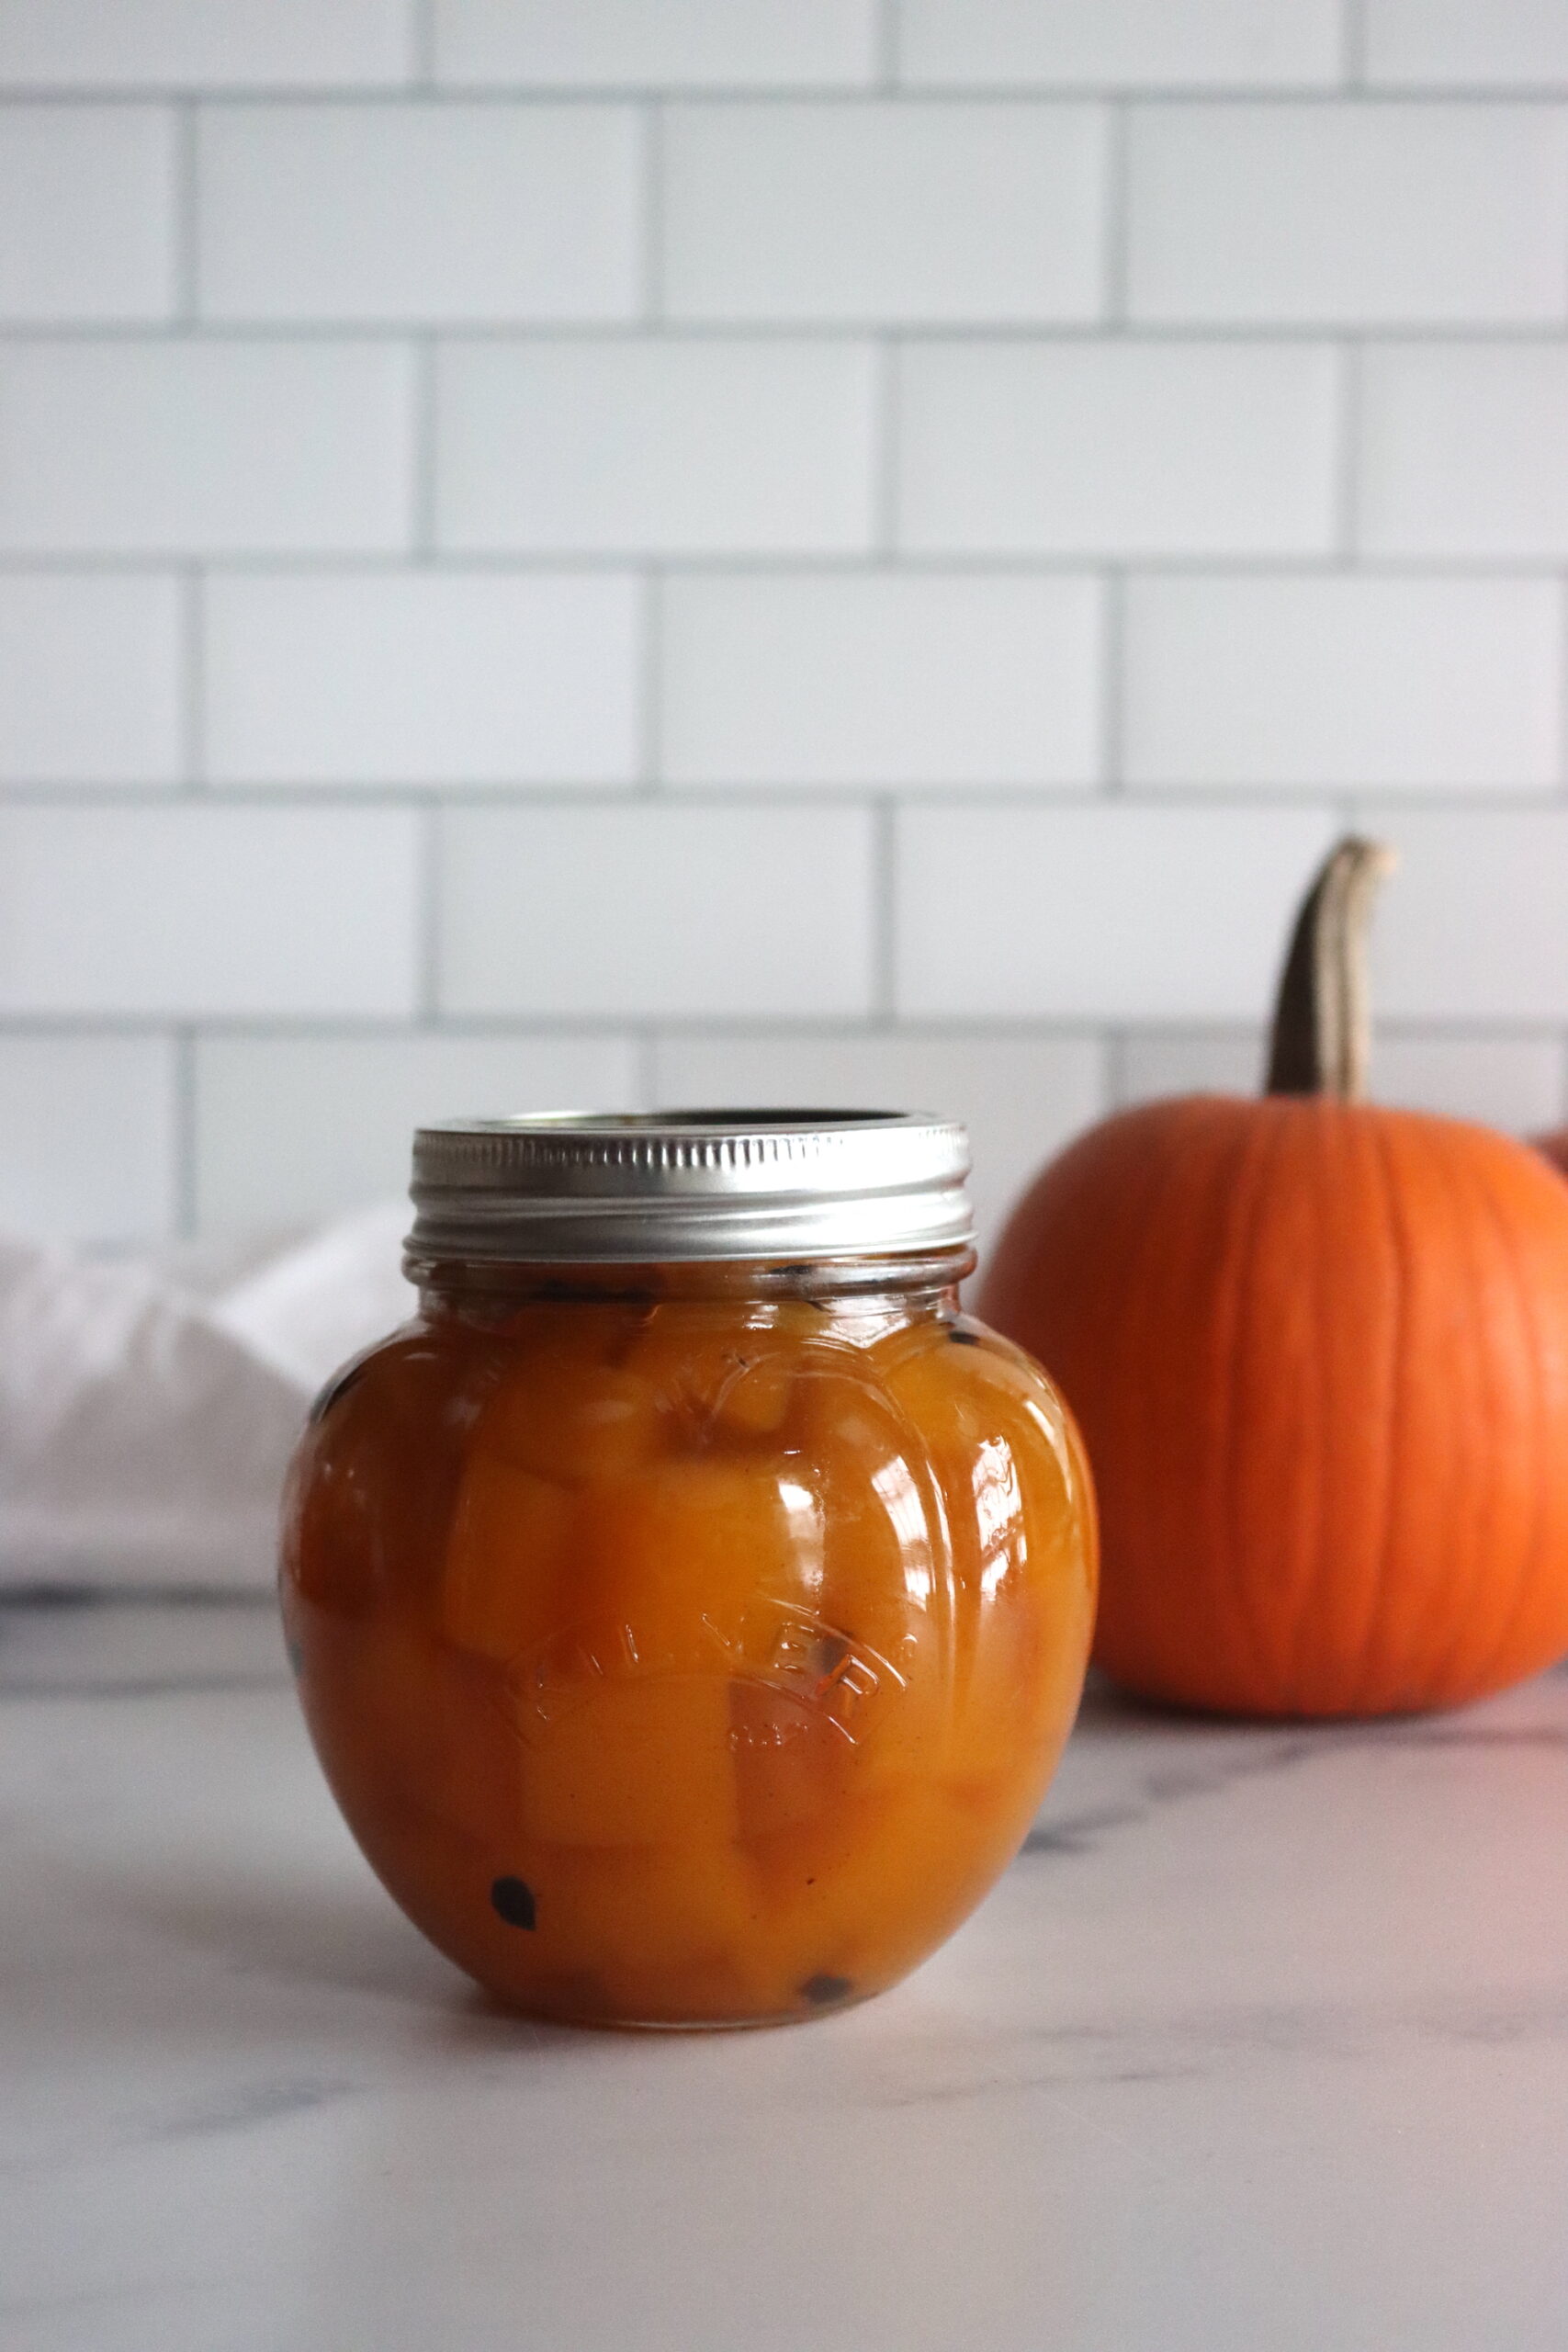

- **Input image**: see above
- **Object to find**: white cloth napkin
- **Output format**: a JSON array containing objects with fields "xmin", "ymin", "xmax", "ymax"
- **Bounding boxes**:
[{"xmin": 0, "ymin": 1204, "xmax": 414, "ymax": 1589}]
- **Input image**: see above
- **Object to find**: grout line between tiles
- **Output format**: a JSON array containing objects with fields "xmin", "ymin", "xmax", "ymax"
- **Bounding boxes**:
[
  {"xmin": 172, "ymin": 1025, "xmax": 197, "ymax": 1238},
  {"xmin": 172, "ymin": 98, "xmax": 199, "ymax": 323},
  {"xmin": 410, "ymin": 0, "xmax": 437, "ymax": 89},
  {"xmin": 873, "ymin": 337, "xmax": 900, "ymax": 560},
  {"xmin": 1334, "ymin": 339, "xmax": 1362, "ymax": 562},
  {"xmin": 11, "ymin": 82, "xmax": 1568, "ymax": 104},
  {"xmin": 417, "ymin": 803, "xmax": 442, "ymax": 1017},
  {"xmin": 411, "ymin": 334, "xmax": 439, "ymax": 559},
  {"xmin": 1, "ymin": 322, "xmax": 1565, "ymax": 346},
  {"xmin": 1100, "ymin": 569, "xmax": 1127, "ymax": 794},
  {"xmin": 873, "ymin": 798, "xmax": 898, "ymax": 1025},
  {"xmin": 180, "ymin": 565, "xmax": 205, "ymax": 787},
  {"xmin": 1102, "ymin": 101, "xmax": 1131, "ymax": 328},
  {"xmin": 1341, "ymin": 0, "xmax": 1369, "ymax": 88},
  {"xmin": 1103, "ymin": 1028, "xmax": 1130, "ymax": 1109},
  {"xmin": 6, "ymin": 781, "xmax": 1563, "ymax": 816},
  {"xmin": 640, "ymin": 570, "xmax": 663, "ymax": 790},
  {"xmin": 635, "ymin": 1028, "xmax": 660, "ymax": 1109},
  {"xmin": 5, "ymin": 1012, "xmax": 1568, "ymax": 1053},
  {"xmin": 1, "ymin": 552, "xmax": 1566, "ymax": 581},
  {"xmin": 876, "ymin": 0, "xmax": 900, "ymax": 90},
  {"xmin": 642, "ymin": 102, "xmax": 665, "ymax": 327}
]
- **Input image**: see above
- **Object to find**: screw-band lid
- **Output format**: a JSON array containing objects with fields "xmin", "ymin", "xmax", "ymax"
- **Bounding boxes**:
[{"xmin": 408, "ymin": 1110, "xmax": 974, "ymax": 1264}]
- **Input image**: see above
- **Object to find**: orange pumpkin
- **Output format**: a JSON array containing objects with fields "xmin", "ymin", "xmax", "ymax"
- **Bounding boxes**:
[{"xmin": 978, "ymin": 837, "xmax": 1568, "ymax": 1718}]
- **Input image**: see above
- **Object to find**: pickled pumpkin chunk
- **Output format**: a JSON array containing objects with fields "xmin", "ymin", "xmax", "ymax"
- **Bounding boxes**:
[
  {"xmin": 442, "ymin": 1457, "xmax": 573, "ymax": 1664},
  {"xmin": 523, "ymin": 1676, "xmax": 738, "ymax": 1849},
  {"xmin": 623, "ymin": 1304, "xmax": 800, "ymax": 1441},
  {"xmin": 745, "ymin": 1781, "xmax": 1021, "ymax": 1996},
  {"xmin": 728, "ymin": 1678, "xmax": 859, "ymax": 1840},
  {"xmin": 301, "ymin": 1618, "xmax": 510, "ymax": 1848},
  {"xmin": 477, "ymin": 1353, "xmax": 664, "ymax": 1485},
  {"xmin": 575, "ymin": 1457, "xmax": 808, "ymax": 1672},
  {"xmin": 285, "ymin": 1331, "xmax": 503, "ymax": 1616},
  {"xmin": 537, "ymin": 1838, "xmax": 761, "ymax": 2017}
]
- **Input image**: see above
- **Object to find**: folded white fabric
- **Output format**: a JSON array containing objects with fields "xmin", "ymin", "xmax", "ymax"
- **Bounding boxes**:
[{"xmin": 0, "ymin": 1204, "xmax": 413, "ymax": 1590}]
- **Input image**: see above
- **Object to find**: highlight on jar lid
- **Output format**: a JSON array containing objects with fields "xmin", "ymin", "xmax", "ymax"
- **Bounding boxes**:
[{"xmin": 407, "ymin": 1108, "xmax": 975, "ymax": 1263}]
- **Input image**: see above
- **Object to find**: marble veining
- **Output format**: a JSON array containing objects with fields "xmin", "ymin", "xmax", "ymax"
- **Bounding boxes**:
[
  {"xmin": 3, "ymin": 1599, "xmax": 1566, "ymax": 2352},
  {"xmin": 141, "ymin": 2077, "xmax": 357, "ymax": 2145}
]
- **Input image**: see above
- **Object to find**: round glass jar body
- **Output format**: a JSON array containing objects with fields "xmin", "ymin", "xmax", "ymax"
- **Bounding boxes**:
[{"xmin": 281, "ymin": 1250, "xmax": 1097, "ymax": 2030}]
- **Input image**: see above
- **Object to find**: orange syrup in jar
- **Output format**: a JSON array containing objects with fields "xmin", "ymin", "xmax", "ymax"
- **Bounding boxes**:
[{"xmin": 280, "ymin": 1116, "xmax": 1097, "ymax": 2029}]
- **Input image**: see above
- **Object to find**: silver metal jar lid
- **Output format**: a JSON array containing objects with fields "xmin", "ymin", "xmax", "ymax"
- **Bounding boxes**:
[{"xmin": 407, "ymin": 1110, "xmax": 974, "ymax": 1264}]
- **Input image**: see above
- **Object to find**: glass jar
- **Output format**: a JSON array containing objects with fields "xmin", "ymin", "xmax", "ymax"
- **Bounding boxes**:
[{"xmin": 280, "ymin": 1113, "xmax": 1097, "ymax": 2030}]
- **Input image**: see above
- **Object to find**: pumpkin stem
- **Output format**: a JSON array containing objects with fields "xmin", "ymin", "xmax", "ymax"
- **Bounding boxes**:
[{"xmin": 1265, "ymin": 836, "xmax": 1396, "ymax": 1102}]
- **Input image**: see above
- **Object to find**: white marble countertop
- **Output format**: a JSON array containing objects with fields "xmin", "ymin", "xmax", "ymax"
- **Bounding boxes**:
[{"xmin": 3, "ymin": 1597, "xmax": 1566, "ymax": 2352}]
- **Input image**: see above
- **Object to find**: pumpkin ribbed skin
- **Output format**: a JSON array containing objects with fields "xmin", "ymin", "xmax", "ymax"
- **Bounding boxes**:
[{"xmin": 977, "ymin": 1092, "xmax": 1568, "ymax": 1717}]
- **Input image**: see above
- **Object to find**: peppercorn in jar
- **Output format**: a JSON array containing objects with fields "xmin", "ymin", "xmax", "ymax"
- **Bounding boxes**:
[{"xmin": 280, "ymin": 1112, "xmax": 1097, "ymax": 2030}]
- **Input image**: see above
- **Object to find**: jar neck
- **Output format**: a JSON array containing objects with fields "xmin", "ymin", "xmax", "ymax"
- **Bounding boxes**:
[{"xmin": 406, "ymin": 1247, "xmax": 975, "ymax": 1329}]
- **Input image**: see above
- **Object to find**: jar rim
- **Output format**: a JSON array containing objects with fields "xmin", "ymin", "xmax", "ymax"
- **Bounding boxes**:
[{"xmin": 407, "ymin": 1108, "xmax": 974, "ymax": 1264}]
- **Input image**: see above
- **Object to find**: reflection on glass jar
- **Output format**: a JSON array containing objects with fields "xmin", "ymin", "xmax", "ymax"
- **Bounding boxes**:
[{"xmin": 280, "ymin": 1114, "xmax": 1097, "ymax": 2030}]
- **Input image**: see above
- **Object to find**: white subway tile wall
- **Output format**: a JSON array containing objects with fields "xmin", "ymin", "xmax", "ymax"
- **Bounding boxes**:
[
  {"xmin": 1125, "ymin": 103, "xmax": 1568, "ymax": 325},
  {"xmin": 0, "ymin": 106, "xmax": 175, "ymax": 321},
  {"xmin": 436, "ymin": 341, "xmax": 877, "ymax": 555},
  {"xmin": 0, "ymin": 343, "xmax": 413, "ymax": 553},
  {"xmin": 897, "ymin": 341, "xmax": 1340, "ymax": 558},
  {"xmin": 1116, "ymin": 1026, "xmax": 1567, "ymax": 1135},
  {"xmin": 662, "ymin": 102, "xmax": 1107, "ymax": 323},
  {"xmin": 1358, "ymin": 807, "xmax": 1568, "ymax": 1023},
  {"xmin": 1364, "ymin": 2, "xmax": 1568, "ymax": 89},
  {"xmin": 433, "ymin": 2, "xmax": 882, "ymax": 90},
  {"xmin": 0, "ymin": 807, "xmax": 421, "ymax": 1017},
  {"xmin": 0, "ymin": 575, "xmax": 182, "ymax": 783},
  {"xmin": 0, "ymin": 3, "xmax": 414, "ymax": 89},
  {"xmin": 0, "ymin": 7, "xmax": 1564, "ymax": 1251},
  {"xmin": 1123, "ymin": 576, "xmax": 1563, "ymax": 789},
  {"xmin": 204, "ymin": 573, "xmax": 640, "ymax": 785},
  {"xmin": 660, "ymin": 574, "xmax": 1103, "ymax": 786},
  {"xmin": 897, "ymin": 805, "xmax": 1340, "ymax": 1018},
  {"xmin": 0, "ymin": 1033, "xmax": 176, "ymax": 1239},
  {"xmin": 193, "ymin": 1030, "xmax": 639, "ymax": 1228},
  {"xmin": 1359, "ymin": 345, "xmax": 1568, "ymax": 559},
  {"xmin": 197, "ymin": 105, "xmax": 643, "ymax": 323},
  {"xmin": 899, "ymin": 0, "xmax": 1344, "ymax": 89},
  {"xmin": 437, "ymin": 804, "xmax": 876, "ymax": 1018}
]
